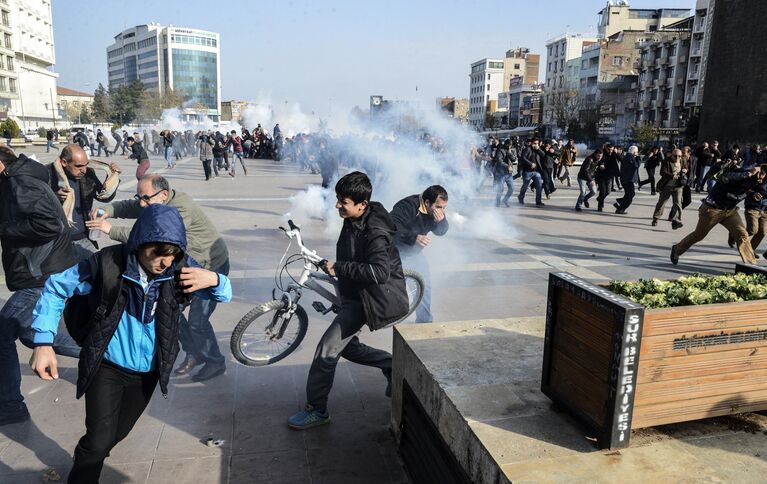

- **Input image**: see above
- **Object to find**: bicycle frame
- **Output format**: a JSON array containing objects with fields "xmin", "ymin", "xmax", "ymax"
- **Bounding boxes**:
[{"xmin": 280, "ymin": 223, "xmax": 342, "ymax": 313}]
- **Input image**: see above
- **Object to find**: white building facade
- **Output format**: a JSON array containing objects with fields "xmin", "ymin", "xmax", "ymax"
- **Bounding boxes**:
[
  {"xmin": 468, "ymin": 58, "xmax": 504, "ymax": 129},
  {"xmin": 543, "ymin": 34, "xmax": 597, "ymax": 138},
  {"xmin": 1, "ymin": 0, "xmax": 60, "ymax": 130},
  {"xmin": 107, "ymin": 24, "xmax": 221, "ymax": 121}
]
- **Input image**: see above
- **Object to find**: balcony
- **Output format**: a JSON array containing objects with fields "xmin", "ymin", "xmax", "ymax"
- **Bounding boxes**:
[
  {"xmin": 643, "ymin": 79, "xmax": 654, "ymax": 88},
  {"xmin": 688, "ymin": 69, "xmax": 700, "ymax": 80},
  {"xmin": 678, "ymin": 55, "xmax": 687, "ymax": 64},
  {"xmin": 642, "ymin": 59, "xmax": 653, "ymax": 68},
  {"xmin": 690, "ymin": 47, "xmax": 702, "ymax": 57},
  {"xmin": 656, "ymin": 78, "xmax": 666, "ymax": 87},
  {"xmin": 656, "ymin": 98, "xmax": 666, "ymax": 108},
  {"xmin": 673, "ymin": 99, "xmax": 682, "ymax": 107},
  {"xmin": 643, "ymin": 100, "xmax": 652, "ymax": 108}
]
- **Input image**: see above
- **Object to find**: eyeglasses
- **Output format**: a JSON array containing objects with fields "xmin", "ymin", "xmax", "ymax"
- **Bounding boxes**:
[{"xmin": 134, "ymin": 190, "xmax": 165, "ymax": 203}]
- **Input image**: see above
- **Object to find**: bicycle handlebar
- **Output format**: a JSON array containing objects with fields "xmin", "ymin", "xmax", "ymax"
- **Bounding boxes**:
[{"xmin": 279, "ymin": 220, "xmax": 324, "ymax": 266}]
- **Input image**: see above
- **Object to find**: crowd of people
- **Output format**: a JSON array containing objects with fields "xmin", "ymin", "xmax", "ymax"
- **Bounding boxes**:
[{"xmin": 475, "ymin": 135, "xmax": 767, "ymax": 264}]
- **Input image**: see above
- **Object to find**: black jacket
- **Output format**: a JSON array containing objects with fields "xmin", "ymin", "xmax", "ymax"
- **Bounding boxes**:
[
  {"xmin": 334, "ymin": 202, "xmax": 409, "ymax": 330},
  {"xmin": 128, "ymin": 142, "xmax": 149, "ymax": 162},
  {"xmin": 704, "ymin": 170, "xmax": 761, "ymax": 210},
  {"xmin": 73, "ymin": 132, "xmax": 89, "ymax": 148},
  {"xmin": 0, "ymin": 155, "xmax": 74, "ymax": 291},
  {"xmin": 519, "ymin": 146, "xmax": 544, "ymax": 173},
  {"xmin": 619, "ymin": 154, "xmax": 642, "ymax": 184},
  {"xmin": 390, "ymin": 194, "xmax": 449, "ymax": 254},
  {"xmin": 599, "ymin": 152, "xmax": 620, "ymax": 178},
  {"xmin": 46, "ymin": 164, "xmax": 117, "ymax": 237},
  {"xmin": 745, "ymin": 182, "xmax": 767, "ymax": 210},
  {"xmin": 578, "ymin": 155, "xmax": 599, "ymax": 182}
]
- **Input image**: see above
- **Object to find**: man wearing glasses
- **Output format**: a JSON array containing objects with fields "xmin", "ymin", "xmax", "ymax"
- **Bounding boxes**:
[{"xmin": 86, "ymin": 174, "xmax": 230, "ymax": 382}]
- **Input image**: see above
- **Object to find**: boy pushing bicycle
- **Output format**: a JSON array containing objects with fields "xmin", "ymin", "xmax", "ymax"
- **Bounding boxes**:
[{"xmin": 288, "ymin": 171, "xmax": 409, "ymax": 429}]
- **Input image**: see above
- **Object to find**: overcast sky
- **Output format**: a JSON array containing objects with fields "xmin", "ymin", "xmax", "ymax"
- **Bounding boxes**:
[{"xmin": 52, "ymin": 0, "xmax": 694, "ymax": 115}]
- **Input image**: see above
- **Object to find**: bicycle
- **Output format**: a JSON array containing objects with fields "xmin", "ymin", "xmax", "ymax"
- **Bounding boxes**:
[{"xmin": 230, "ymin": 220, "xmax": 425, "ymax": 367}]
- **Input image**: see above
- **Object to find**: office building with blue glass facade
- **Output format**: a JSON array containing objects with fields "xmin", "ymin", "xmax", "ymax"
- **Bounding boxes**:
[{"xmin": 106, "ymin": 24, "xmax": 221, "ymax": 121}]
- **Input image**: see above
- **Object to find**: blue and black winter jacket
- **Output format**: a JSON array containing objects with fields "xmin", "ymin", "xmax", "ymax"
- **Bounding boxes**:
[{"xmin": 32, "ymin": 204, "xmax": 231, "ymax": 396}]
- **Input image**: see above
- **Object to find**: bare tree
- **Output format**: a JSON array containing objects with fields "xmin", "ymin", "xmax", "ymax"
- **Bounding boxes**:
[{"xmin": 550, "ymin": 91, "xmax": 582, "ymax": 134}]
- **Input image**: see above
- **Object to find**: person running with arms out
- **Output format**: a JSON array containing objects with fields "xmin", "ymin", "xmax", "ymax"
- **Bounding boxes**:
[
  {"xmin": 390, "ymin": 185, "xmax": 449, "ymax": 323},
  {"xmin": 671, "ymin": 164, "xmax": 767, "ymax": 265},
  {"xmin": 29, "ymin": 204, "xmax": 232, "ymax": 483},
  {"xmin": 288, "ymin": 171, "xmax": 409, "ymax": 430}
]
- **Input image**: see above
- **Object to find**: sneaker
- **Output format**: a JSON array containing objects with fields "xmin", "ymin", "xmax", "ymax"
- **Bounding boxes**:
[
  {"xmin": 0, "ymin": 403, "xmax": 30, "ymax": 426},
  {"xmin": 670, "ymin": 244, "xmax": 679, "ymax": 265},
  {"xmin": 613, "ymin": 202, "xmax": 621, "ymax": 210},
  {"xmin": 615, "ymin": 209, "xmax": 627, "ymax": 215},
  {"xmin": 535, "ymin": 202, "xmax": 545, "ymax": 207},
  {"xmin": 584, "ymin": 200, "xmax": 590, "ymax": 208},
  {"xmin": 503, "ymin": 201, "xmax": 510, "ymax": 208},
  {"xmin": 672, "ymin": 222, "xmax": 684, "ymax": 230},
  {"xmin": 288, "ymin": 405, "xmax": 330, "ymax": 430},
  {"xmin": 517, "ymin": 196, "xmax": 524, "ymax": 205},
  {"xmin": 575, "ymin": 206, "xmax": 582, "ymax": 212},
  {"xmin": 651, "ymin": 219, "xmax": 658, "ymax": 227}
]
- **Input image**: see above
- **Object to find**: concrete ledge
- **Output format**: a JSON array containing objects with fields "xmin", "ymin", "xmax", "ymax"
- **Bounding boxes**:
[{"xmin": 391, "ymin": 318, "xmax": 767, "ymax": 483}]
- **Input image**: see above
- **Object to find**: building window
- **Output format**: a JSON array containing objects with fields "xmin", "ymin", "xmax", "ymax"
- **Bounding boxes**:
[
  {"xmin": 4, "ymin": 33, "xmax": 10, "ymax": 49},
  {"xmin": 0, "ymin": 55, "xmax": 4, "ymax": 70},
  {"xmin": 487, "ymin": 84, "xmax": 490, "ymax": 90},
  {"xmin": 4, "ymin": 56, "xmax": 10, "ymax": 71},
  {"xmin": 1, "ymin": 10, "xmax": 8, "ymax": 27},
  {"xmin": 612, "ymin": 56, "xmax": 623, "ymax": 66},
  {"xmin": 9, "ymin": 77, "xmax": 16, "ymax": 93},
  {"xmin": 514, "ymin": 63, "xmax": 520, "ymax": 69},
  {"xmin": 0, "ymin": 76, "xmax": 5, "ymax": 91}
]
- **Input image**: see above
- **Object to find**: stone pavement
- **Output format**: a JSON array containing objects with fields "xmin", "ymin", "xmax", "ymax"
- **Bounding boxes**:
[{"xmin": 0, "ymin": 145, "xmax": 758, "ymax": 483}]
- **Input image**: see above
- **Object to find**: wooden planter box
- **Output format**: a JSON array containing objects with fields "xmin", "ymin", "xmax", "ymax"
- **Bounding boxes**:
[{"xmin": 541, "ymin": 264, "xmax": 767, "ymax": 449}]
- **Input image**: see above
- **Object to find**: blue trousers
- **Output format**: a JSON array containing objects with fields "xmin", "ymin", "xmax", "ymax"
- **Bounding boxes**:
[
  {"xmin": 518, "ymin": 171, "xmax": 543, "ymax": 204},
  {"xmin": 0, "ymin": 287, "xmax": 80, "ymax": 414},
  {"xmin": 177, "ymin": 260, "xmax": 229, "ymax": 364}
]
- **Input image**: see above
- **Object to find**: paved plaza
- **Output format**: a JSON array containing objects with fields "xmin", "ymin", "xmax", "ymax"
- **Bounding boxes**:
[{"xmin": 0, "ymin": 146, "xmax": 758, "ymax": 483}]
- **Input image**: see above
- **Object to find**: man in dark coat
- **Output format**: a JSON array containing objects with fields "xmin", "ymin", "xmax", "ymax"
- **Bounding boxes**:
[
  {"xmin": 0, "ymin": 146, "xmax": 78, "ymax": 427},
  {"xmin": 390, "ymin": 186, "xmax": 449, "ymax": 323},
  {"xmin": 288, "ymin": 172, "xmax": 408, "ymax": 430}
]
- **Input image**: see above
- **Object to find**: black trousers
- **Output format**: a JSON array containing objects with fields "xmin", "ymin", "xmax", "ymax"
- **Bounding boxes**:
[
  {"xmin": 596, "ymin": 176, "xmax": 612, "ymax": 210},
  {"xmin": 306, "ymin": 299, "xmax": 391, "ymax": 412},
  {"xmin": 202, "ymin": 159, "xmax": 213, "ymax": 180},
  {"xmin": 616, "ymin": 182, "xmax": 636, "ymax": 210},
  {"xmin": 68, "ymin": 363, "xmax": 158, "ymax": 484}
]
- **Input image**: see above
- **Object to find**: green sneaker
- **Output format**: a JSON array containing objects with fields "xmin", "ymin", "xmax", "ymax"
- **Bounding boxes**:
[{"xmin": 288, "ymin": 405, "xmax": 330, "ymax": 430}]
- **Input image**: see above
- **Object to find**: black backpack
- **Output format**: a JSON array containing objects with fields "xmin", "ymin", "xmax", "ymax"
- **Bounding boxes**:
[
  {"xmin": 62, "ymin": 246, "xmax": 190, "ymax": 346},
  {"xmin": 63, "ymin": 246, "xmax": 125, "ymax": 346}
]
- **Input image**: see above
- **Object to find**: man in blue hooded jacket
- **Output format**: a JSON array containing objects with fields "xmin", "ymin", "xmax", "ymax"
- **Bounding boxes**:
[{"xmin": 28, "ymin": 204, "xmax": 232, "ymax": 483}]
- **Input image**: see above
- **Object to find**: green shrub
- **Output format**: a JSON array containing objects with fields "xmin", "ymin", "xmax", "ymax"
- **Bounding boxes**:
[
  {"xmin": 608, "ymin": 273, "xmax": 767, "ymax": 308},
  {"xmin": 0, "ymin": 119, "xmax": 20, "ymax": 138}
]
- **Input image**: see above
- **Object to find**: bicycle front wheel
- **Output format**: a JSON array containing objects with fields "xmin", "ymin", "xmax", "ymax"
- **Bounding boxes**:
[
  {"xmin": 230, "ymin": 300, "xmax": 309, "ymax": 367},
  {"xmin": 402, "ymin": 270, "xmax": 425, "ymax": 321}
]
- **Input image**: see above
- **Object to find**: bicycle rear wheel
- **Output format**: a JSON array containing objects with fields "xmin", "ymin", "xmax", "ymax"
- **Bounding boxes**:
[
  {"xmin": 402, "ymin": 270, "xmax": 425, "ymax": 322},
  {"xmin": 230, "ymin": 300, "xmax": 309, "ymax": 367}
]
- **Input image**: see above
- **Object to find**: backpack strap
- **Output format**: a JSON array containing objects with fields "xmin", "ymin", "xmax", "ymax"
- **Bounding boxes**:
[{"xmin": 93, "ymin": 246, "xmax": 126, "ymax": 321}]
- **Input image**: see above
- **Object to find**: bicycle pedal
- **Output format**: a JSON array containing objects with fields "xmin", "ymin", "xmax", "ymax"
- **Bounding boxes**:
[{"xmin": 312, "ymin": 301, "xmax": 328, "ymax": 313}]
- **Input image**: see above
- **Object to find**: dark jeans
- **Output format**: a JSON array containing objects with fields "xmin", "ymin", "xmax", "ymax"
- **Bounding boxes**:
[
  {"xmin": 401, "ymin": 250, "xmax": 432, "ymax": 323},
  {"xmin": 596, "ymin": 176, "xmax": 612, "ymax": 210},
  {"xmin": 202, "ymin": 159, "xmax": 213, "ymax": 180},
  {"xmin": 639, "ymin": 166, "xmax": 657, "ymax": 193},
  {"xmin": 0, "ymin": 287, "xmax": 80, "ymax": 414},
  {"xmin": 178, "ymin": 260, "xmax": 229, "ymax": 365},
  {"xmin": 518, "ymin": 171, "xmax": 543, "ymax": 204},
  {"xmin": 306, "ymin": 299, "xmax": 391, "ymax": 412},
  {"xmin": 493, "ymin": 173, "xmax": 514, "ymax": 205},
  {"xmin": 68, "ymin": 363, "xmax": 158, "ymax": 483},
  {"xmin": 616, "ymin": 182, "xmax": 636, "ymax": 210}
]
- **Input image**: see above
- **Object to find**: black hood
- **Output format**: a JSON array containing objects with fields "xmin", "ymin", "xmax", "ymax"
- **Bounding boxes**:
[
  {"xmin": 350, "ymin": 201, "xmax": 396, "ymax": 235},
  {"xmin": 2, "ymin": 154, "xmax": 49, "ymax": 184}
]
